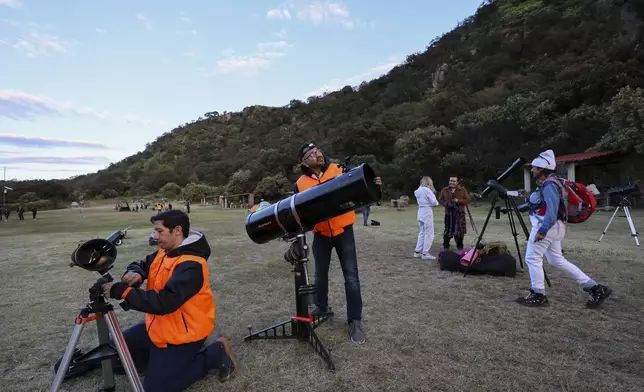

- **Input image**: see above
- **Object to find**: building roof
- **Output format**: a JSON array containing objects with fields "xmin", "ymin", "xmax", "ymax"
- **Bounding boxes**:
[
  {"xmin": 555, "ymin": 151, "xmax": 615, "ymax": 163},
  {"xmin": 523, "ymin": 151, "xmax": 616, "ymax": 167}
]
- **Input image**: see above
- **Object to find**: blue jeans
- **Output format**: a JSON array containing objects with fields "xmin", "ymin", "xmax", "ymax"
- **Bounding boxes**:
[
  {"xmin": 115, "ymin": 321, "xmax": 224, "ymax": 391},
  {"xmin": 312, "ymin": 225, "xmax": 363, "ymax": 322},
  {"xmin": 361, "ymin": 206, "xmax": 370, "ymax": 225}
]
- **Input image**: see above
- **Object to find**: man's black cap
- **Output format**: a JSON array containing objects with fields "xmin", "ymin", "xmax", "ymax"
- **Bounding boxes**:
[{"xmin": 298, "ymin": 142, "xmax": 316, "ymax": 161}]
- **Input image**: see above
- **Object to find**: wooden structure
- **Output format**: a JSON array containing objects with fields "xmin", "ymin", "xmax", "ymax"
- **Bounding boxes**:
[{"xmin": 219, "ymin": 193, "xmax": 254, "ymax": 209}]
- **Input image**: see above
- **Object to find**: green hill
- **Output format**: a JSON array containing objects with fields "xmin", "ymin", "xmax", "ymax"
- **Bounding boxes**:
[{"xmin": 5, "ymin": 0, "xmax": 644, "ymax": 206}]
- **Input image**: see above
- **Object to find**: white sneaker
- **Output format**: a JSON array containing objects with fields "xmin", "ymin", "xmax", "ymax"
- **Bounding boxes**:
[
  {"xmin": 422, "ymin": 254, "xmax": 436, "ymax": 260},
  {"xmin": 413, "ymin": 252, "xmax": 421, "ymax": 258}
]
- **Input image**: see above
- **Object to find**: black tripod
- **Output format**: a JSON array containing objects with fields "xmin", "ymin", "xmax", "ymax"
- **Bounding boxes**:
[
  {"xmin": 463, "ymin": 191, "xmax": 552, "ymax": 288},
  {"xmin": 245, "ymin": 232, "xmax": 335, "ymax": 370},
  {"xmin": 51, "ymin": 274, "xmax": 144, "ymax": 392},
  {"xmin": 465, "ymin": 205, "xmax": 478, "ymax": 235}
]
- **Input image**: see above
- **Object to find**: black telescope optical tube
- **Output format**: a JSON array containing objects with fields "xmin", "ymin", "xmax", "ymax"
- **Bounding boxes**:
[
  {"xmin": 478, "ymin": 157, "xmax": 527, "ymax": 199},
  {"xmin": 245, "ymin": 163, "xmax": 382, "ymax": 244}
]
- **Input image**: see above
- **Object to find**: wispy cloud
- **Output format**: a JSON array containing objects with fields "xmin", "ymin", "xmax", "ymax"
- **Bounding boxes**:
[
  {"xmin": 0, "ymin": 89, "xmax": 168, "ymax": 127},
  {"xmin": 95, "ymin": 28, "xmax": 107, "ymax": 34},
  {"xmin": 0, "ymin": 17, "xmax": 21, "ymax": 26},
  {"xmin": 209, "ymin": 40, "xmax": 292, "ymax": 76},
  {"xmin": 4, "ymin": 166, "xmax": 94, "ymax": 173},
  {"xmin": 306, "ymin": 57, "xmax": 400, "ymax": 97},
  {"xmin": 179, "ymin": 11, "xmax": 192, "ymax": 24},
  {"xmin": 0, "ymin": 89, "xmax": 108, "ymax": 120},
  {"xmin": 267, "ymin": 8, "xmax": 292, "ymax": 20},
  {"xmin": 0, "ymin": 0, "xmax": 22, "ymax": 8},
  {"xmin": 0, "ymin": 134, "xmax": 109, "ymax": 149},
  {"xmin": 272, "ymin": 28, "xmax": 287, "ymax": 39},
  {"xmin": 136, "ymin": 13, "xmax": 152, "ymax": 31},
  {"xmin": 267, "ymin": 2, "xmax": 358, "ymax": 29},
  {"xmin": 2, "ymin": 32, "xmax": 76, "ymax": 58},
  {"xmin": 0, "ymin": 155, "xmax": 112, "ymax": 165}
]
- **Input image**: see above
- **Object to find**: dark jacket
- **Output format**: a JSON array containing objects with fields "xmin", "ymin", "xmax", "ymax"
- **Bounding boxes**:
[{"xmin": 110, "ymin": 231, "xmax": 211, "ymax": 316}]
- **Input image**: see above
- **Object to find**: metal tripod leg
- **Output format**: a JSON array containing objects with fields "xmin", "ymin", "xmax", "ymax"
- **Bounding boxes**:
[
  {"xmin": 466, "ymin": 205, "xmax": 478, "ymax": 235},
  {"xmin": 51, "ymin": 311, "xmax": 144, "ymax": 392},
  {"xmin": 623, "ymin": 206, "xmax": 641, "ymax": 248},
  {"xmin": 50, "ymin": 323, "xmax": 85, "ymax": 392},
  {"xmin": 105, "ymin": 311, "xmax": 145, "ymax": 392},
  {"xmin": 598, "ymin": 206, "xmax": 620, "ymax": 243},
  {"xmin": 96, "ymin": 316, "xmax": 115, "ymax": 390}
]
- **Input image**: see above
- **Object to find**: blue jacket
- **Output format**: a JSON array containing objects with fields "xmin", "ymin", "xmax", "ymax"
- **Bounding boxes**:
[{"xmin": 526, "ymin": 178, "xmax": 563, "ymax": 236}]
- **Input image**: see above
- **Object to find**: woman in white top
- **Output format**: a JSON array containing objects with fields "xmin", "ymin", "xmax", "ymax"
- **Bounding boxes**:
[{"xmin": 413, "ymin": 176, "xmax": 440, "ymax": 260}]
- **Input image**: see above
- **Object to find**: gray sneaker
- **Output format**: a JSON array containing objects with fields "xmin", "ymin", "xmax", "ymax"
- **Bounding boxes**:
[{"xmin": 349, "ymin": 320, "xmax": 365, "ymax": 344}]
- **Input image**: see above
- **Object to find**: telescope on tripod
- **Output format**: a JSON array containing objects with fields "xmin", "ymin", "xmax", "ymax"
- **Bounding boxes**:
[
  {"xmin": 244, "ymin": 163, "xmax": 382, "ymax": 370},
  {"xmin": 51, "ymin": 227, "xmax": 145, "ymax": 392},
  {"xmin": 599, "ymin": 185, "xmax": 640, "ymax": 248},
  {"xmin": 468, "ymin": 158, "xmax": 552, "ymax": 287}
]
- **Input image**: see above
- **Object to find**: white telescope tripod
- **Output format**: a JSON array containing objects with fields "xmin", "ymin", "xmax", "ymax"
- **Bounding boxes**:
[{"xmin": 598, "ymin": 196, "xmax": 640, "ymax": 248}]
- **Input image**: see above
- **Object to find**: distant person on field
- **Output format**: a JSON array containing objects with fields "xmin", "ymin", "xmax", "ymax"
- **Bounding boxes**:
[
  {"xmin": 518, "ymin": 149, "xmax": 612, "ymax": 308},
  {"xmin": 101, "ymin": 210, "xmax": 239, "ymax": 389},
  {"xmin": 32, "ymin": 207, "xmax": 37, "ymax": 219},
  {"xmin": 360, "ymin": 205, "xmax": 370, "ymax": 226},
  {"xmin": 413, "ymin": 176, "xmax": 440, "ymax": 260},
  {"xmin": 438, "ymin": 175, "xmax": 471, "ymax": 250}
]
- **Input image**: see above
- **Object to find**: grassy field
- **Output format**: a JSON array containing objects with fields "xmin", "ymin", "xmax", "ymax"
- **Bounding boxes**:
[{"xmin": 0, "ymin": 202, "xmax": 642, "ymax": 392}]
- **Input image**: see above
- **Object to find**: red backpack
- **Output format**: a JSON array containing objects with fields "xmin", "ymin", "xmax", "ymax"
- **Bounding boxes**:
[{"xmin": 539, "ymin": 177, "xmax": 597, "ymax": 223}]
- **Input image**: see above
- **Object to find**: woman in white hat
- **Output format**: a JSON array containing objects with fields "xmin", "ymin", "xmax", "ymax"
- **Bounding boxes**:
[{"xmin": 518, "ymin": 149, "xmax": 611, "ymax": 308}]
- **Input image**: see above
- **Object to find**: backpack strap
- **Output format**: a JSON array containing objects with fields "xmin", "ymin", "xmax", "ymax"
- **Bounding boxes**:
[{"xmin": 540, "ymin": 176, "xmax": 568, "ymax": 222}]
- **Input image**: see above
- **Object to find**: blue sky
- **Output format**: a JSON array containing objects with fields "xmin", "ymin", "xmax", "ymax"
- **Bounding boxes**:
[{"xmin": 1, "ymin": 0, "xmax": 483, "ymax": 181}]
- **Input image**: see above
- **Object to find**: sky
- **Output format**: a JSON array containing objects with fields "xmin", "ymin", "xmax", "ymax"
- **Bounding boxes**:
[{"xmin": 0, "ymin": 0, "xmax": 484, "ymax": 181}]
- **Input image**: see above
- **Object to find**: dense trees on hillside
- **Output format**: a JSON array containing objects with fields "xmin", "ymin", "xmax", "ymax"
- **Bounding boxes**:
[{"xmin": 4, "ymin": 0, "xmax": 644, "ymax": 208}]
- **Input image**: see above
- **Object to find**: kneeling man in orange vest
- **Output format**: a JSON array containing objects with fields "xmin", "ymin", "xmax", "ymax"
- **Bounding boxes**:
[{"xmin": 101, "ymin": 210, "xmax": 238, "ymax": 391}]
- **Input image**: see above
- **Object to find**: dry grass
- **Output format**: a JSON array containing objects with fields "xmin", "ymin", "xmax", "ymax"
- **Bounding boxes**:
[{"xmin": 0, "ymin": 203, "xmax": 643, "ymax": 392}]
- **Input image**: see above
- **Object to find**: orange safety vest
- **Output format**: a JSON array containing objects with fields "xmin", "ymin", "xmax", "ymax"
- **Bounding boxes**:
[
  {"xmin": 144, "ymin": 252, "xmax": 215, "ymax": 348},
  {"xmin": 295, "ymin": 163, "xmax": 356, "ymax": 237}
]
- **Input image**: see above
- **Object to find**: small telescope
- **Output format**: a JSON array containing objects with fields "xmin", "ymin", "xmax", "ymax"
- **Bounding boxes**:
[
  {"xmin": 607, "ymin": 184, "xmax": 639, "ymax": 196},
  {"xmin": 245, "ymin": 163, "xmax": 382, "ymax": 244},
  {"xmin": 70, "ymin": 227, "xmax": 130, "ymax": 275},
  {"xmin": 478, "ymin": 157, "xmax": 526, "ymax": 199}
]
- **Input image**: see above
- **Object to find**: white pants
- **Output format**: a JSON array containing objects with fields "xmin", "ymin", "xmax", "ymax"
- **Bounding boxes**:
[
  {"xmin": 415, "ymin": 208, "xmax": 434, "ymax": 255},
  {"xmin": 525, "ymin": 215, "xmax": 595, "ymax": 294}
]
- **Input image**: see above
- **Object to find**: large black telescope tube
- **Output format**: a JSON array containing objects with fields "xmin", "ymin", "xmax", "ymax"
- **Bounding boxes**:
[
  {"xmin": 478, "ymin": 157, "xmax": 527, "ymax": 199},
  {"xmin": 246, "ymin": 163, "xmax": 382, "ymax": 244}
]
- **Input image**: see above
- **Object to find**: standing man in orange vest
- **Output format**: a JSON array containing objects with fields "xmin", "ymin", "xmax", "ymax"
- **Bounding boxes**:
[
  {"xmin": 294, "ymin": 143, "xmax": 382, "ymax": 345},
  {"xmin": 101, "ymin": 210, "xmax": 238, "ymax": 390}
]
